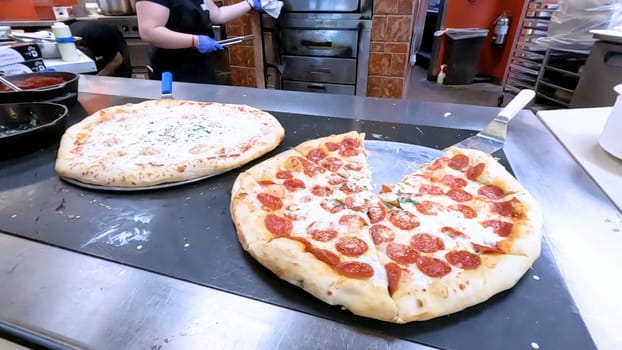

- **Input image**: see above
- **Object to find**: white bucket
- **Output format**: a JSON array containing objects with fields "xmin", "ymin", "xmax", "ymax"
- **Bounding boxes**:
[{"xmin": 600, "ymin": 84, "xmax": 622, "ymax": 159}]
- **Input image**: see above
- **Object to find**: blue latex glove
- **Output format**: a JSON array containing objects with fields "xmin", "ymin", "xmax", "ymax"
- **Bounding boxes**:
[
  {"xmin": 252, "ymin": 0, "xmax": 262, "ymax": 11},
  {"xmin": 196, "ymin": 35, "xmax": 224, "ymax": 54}
]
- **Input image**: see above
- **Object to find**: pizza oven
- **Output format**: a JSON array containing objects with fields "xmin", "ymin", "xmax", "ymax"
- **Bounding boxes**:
[{"xmin": 262, "ymin": 0, "xmax": 372, "ymax": 96}]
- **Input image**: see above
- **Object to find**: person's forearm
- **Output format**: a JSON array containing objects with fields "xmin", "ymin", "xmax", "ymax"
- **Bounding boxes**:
[
  {"xmin": 205, "ymin": 1, "xmax": 252, "ymax": 24},
  {"xmin": 139, "ymin": 25, "xmax": 195, "ymax": 49},
  {"xmin": 97, "ymin": 52, "xmax": 124, "ymax": 76}
]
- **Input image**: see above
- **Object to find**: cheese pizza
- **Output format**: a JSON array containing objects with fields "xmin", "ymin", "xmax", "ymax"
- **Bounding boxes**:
[
  {"xmin": 230, "ymin": 131, "xmax": 542, "ymax": 323},
  {"xmin": 55, "ymin": 99, "xmax": 285, "ymax": 187}
]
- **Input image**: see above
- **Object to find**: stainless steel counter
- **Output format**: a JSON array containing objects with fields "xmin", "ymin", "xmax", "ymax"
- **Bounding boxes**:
[{"xmin": 1, "ymin": 75, "xmax": 619, "ymax": 349}]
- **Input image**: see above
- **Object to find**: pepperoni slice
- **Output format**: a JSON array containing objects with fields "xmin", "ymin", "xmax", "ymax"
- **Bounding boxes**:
[
  {"xmin": 295, "ymin": 157, "xmax": 325, "ymax": 177},
  {"xmin": 258, "ymin": 180, "xmax": 274, "ymax": 186},
  {"xmin": 341, "ymin": 137, "xmax": 361, "ymax": 149},
  {"xmin": 385, "ymin": 262, "xmax": 402, "ymax": 294},
  {"xmin": 386, "ymin": 242, "xmax": 419, "ymax": 265},
  {"xmin": 370, "ymin": 224, "xmax": 395, "ymax": 244},
  {"xmin": 327, "ymin": 174, "xmax": 347, "ymax": 185},
  {"xmin": 276, "ymin": 170, "xmax": 293, "ymax": 179},
  {"xmin": 441, "ymin": 226, "xmax": 469, "ymax": 239},
  {"xmin": 446, "ymin": 188, "xmax": 473, "ymax": 202},
  {"xmin": 256, "ymin": 193, "xmax": 283, "ymax": 211},
  {"xmin": 478, "ymin": 184, "xmax": 505, "ymax": 200},
  {"xmin": 335, "ymin": 237, "xmax": 369, "ymax": 257},
  {"xmin": 311, "ymin": 185, "xmax": 333, "ymax": 197},
  {"xmin": 336, "ymin": 261, "xmax": 374, "ymax": 279},
  {"xmin": 445, "ymin": 250, "xmax": 481, "ymax": 269},
  {"xmin": 310, "ymin": 247, "xmax": 340, "ymax": 267},
  {"xmin": 441, "ymin": 175, "xmax": 468, "ymax": 189},
  {"xmin": 310, "ymin": 229, "xmax": 338, "ymax": 242},
  {"xmin": 306, "ymin": 148, "xmax": 328, "ymax": 162},
  {"xmin": 367, "ymin": 202, "xmax": 387, "ymax": 223},
  {"xmin": 490, "ymin": 198, "xmax": 521, "ymax": 217},
  {"xmin": 307, "ymin": 222, "xmax": 338, "ymax": 242},
  {"xmin": 415, "ymin": 255, "xmax": 452, "ymax": 278},
  {"xmin": 264, "ymin": 214, "xmax": 292, "ymax": 236},
  {"xmin": 344, "ymin": 162, "xmax": 363, "ymax": 171},
  {"xmin": 448, "ymin": 154, "xmax": 470, "ymax": 170},
  {"xmin": 448, "ymin": 204, "xmax": 477, "ymax": 219},
  {"xmin": 283, "ymin": 178, "xmax": 305, "ymax": 192},
  {"xmin": 465, "ymin": 163, "xmax": 485, "ymax": 180},
  {"xmin": 320, "ymin": 199, "xmax": 345, "ymax": 214},
  {"xmin": 387, "ymin": 208, "xmax": 420, "ymax": 230},
  {"xmin": 325, "ymin": 141, "xmax": 340, "ymax": 151},
  {"xmin": 416, "ymin": 200, "xmax": 444, "ymax": 216},
  {"xmin": 410, "ymin": 233, "xmax": 445, "ymax": 253},
  {"xmin": 319, "ymin": 157, "xmax": 343, "ymax": 172},
  {"xmin": 426, "ymin": 158, "xmax": 446, "ymax": 170},
  {"xmin": 472, "ymin": 242, "xmax": 505, "ymax": 254},
  {"xmin": 339, "ymin": 147, "xmax": 360, "ymax": 157},
  {"xmin": 345, "ymin": 195, "xmax": 371, "ymax": 212},
  {"xmin": 418, "ymin": 184, "xmax": 444, "ymax": 195},
  {"xmin": 482, "ymin": 220, "xmax": 514, "ymax": 237},
  {"xmin": 338, "ymin": 214, "xmax": 367, "ymax": 229}
]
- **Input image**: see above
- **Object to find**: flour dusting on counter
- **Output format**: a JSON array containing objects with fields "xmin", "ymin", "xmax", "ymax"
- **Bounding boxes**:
[{"xmin": 82, "ymin": 212, "xmax": 153, "ymax": 248}]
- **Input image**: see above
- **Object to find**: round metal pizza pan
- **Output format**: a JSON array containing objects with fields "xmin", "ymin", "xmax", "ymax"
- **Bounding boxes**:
[
  {"xmin": 59, "ymin": 172, "xmax": 225, "ymax": 192},
  {"xmin": 58, "ymin": 140, "xmax": 442, "ymax": 192},
  {"xmin": 365, "ymin": 140, "xmax": 442, "ymax": 191}
]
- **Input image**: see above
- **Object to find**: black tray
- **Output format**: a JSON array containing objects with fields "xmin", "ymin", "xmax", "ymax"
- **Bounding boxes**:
[{"xmin": 0, "ymin": 95, "xmax": 596, "ymax": 350}]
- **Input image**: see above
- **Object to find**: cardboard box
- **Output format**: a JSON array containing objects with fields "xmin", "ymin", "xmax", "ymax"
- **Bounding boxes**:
[
  {"xmin": 0, "ymin": 43, "xmax": 43, "ymax": 67},
  {"xmin": 0, "ymin": 59, "xmax": 47, "ymax": 75}
]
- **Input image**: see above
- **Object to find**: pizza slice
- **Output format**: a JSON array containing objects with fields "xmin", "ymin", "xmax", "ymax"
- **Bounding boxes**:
[
  {"xmin": 379, "ymin": 146, "xmax": 542, "ymax": 259},
  {"xmin": 295, "ymin": 131, "xmax": 371, "ymax": 189},
  {"xmin": 230, "ymin": 149, "xmax": 399, "ymax": 322}
]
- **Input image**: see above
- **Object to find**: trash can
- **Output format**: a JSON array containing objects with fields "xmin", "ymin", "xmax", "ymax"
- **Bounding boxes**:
[{"xmin": 436, "ymin": 28, "xmax": 489, "ymax": 85}]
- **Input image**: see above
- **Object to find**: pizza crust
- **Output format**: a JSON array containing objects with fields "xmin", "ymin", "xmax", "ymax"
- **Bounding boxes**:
[
  {"xmin": 391, "ymin": 253, "xmax": 532, "ymax": 322},
  {"xmin": 55, "ymin": 100, "xmax": 285, "ymax": 187},
  {"xmin": 247, "ymin": 238, "xmax": 399, "ymax": 322}
]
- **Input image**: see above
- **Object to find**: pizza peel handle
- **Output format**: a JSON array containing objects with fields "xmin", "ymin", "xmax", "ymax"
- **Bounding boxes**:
[
  {"xmin": 161, "ymin": 71, "xmax": 173, "ymax": 99},
  {"xmin": 451, "ymin": 89, "xmax": 536, "ymax": 154}
]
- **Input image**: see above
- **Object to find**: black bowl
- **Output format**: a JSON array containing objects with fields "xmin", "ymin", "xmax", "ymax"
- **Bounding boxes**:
[
  {"xmin": 0, "ymin": 102, "xmax": 68, "ymax": 159},
  {"xmin": 0, "ymin": 72, "xmax": 79, "ymax": 106}
]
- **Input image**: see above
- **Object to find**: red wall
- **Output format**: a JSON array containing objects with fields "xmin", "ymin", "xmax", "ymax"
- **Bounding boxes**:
[{"xmin": 436, "ymin": 0, "xmax": 526, "ymax": 84}]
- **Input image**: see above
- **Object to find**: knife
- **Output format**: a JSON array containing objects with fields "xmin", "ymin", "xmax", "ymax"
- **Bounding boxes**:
[{"xmin": 451, "ymin": 89, "xmax": 536, "ymax": 154}]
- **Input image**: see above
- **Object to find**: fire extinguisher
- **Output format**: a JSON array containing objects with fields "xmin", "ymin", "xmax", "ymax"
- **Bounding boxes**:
[{"xmin": 492, "ymin": 12, "xmax": 510, "ymax": 47}]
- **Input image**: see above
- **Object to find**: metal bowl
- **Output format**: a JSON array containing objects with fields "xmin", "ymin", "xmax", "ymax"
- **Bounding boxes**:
[
  {"xmin": 0, "ymin": 102, "xmax": 68, "ymax": 159},
  {"xmin": 0, "ymin": 71, "xmax": 79, "ymax": 106}
]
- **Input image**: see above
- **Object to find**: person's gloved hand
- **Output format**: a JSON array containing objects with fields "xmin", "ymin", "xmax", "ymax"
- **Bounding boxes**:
[
  {"xmin": 252, "ymin": 0, "xmax": 262, "ymax": 11},
  {"xmin": 249, "ymin": 0, "xmax": 283, "ymax": 18},
  {"xmin": 196, "ymin": 35, "xmax": 223, "ymax": 54}
]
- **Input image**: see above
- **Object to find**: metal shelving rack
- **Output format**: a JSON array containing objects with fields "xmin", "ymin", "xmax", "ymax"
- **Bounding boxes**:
[{"xmin": 502, "ymin": 0, "xmax": 588, "ymax": 108}]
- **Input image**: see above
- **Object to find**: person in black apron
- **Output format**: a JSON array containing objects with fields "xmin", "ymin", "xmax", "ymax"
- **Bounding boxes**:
[
  {"xmin": 70, "ymin": 21, "xmax": 133, "ymax": 78},
  {"xmin": 135, "ymin": 0, "xmax": 258, "ymax": 84}
]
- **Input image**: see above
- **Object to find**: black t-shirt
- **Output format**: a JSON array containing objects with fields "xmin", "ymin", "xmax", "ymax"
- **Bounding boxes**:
[
  {"xmin": 70, "ymin": 21, "xmax": 132, "ymax": 78},
  {"xmin": 136, "ymin": 0, "xmax": 216, "ymax": 83}
]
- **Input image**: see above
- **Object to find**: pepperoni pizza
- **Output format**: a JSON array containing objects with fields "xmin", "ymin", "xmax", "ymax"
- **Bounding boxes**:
[{"xmin": 230, "ymin": 131, "xmax": 542, "ymax": 323}]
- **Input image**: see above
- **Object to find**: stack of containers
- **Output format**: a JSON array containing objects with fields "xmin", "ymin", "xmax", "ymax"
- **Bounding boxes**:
[{"xmin": 0, "ymin": 42, "xmax": 46, "ymax": 75}]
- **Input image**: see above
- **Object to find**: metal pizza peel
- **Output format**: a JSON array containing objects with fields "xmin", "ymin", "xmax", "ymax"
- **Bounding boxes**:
[{"xmin": 451, "ymin": 89, "xmax": 535, "ymax": 154}]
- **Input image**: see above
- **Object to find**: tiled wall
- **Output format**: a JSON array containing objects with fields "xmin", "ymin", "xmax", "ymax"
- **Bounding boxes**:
[
  {"xmin": 367, "ymin": 0, "xmax": 415, "ymax": 99},
  {"xmin": 222, "ymin": 0, "xmax": 262, "ymax": 88},
  {"xmin": 223, "ymin": 0, "xmax": 415, "ymax": 98}
]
